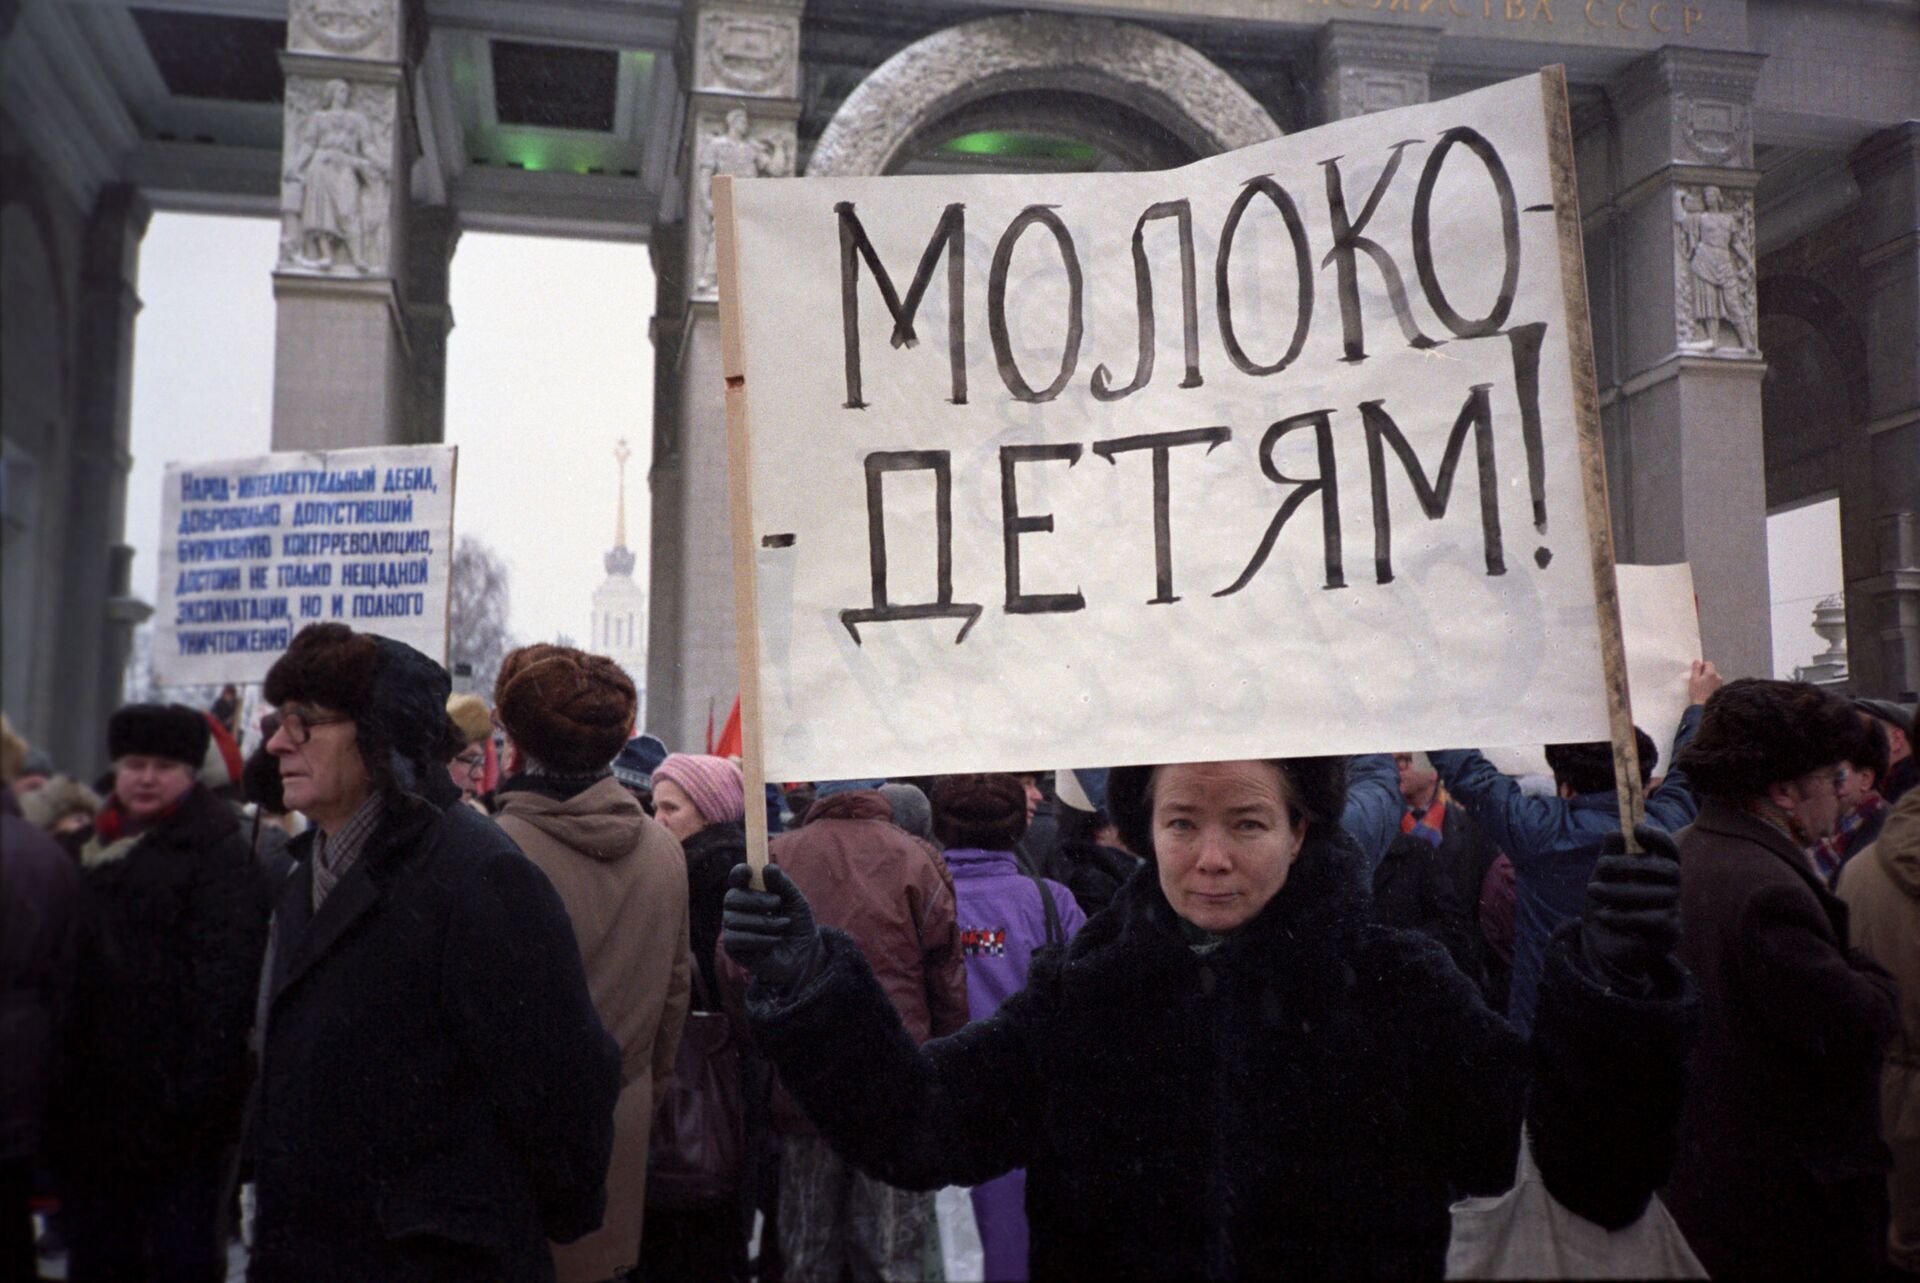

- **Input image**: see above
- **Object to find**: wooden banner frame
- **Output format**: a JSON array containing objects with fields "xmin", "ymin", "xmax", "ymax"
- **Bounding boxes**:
[{"xmin": 717, "ymin": 68, "xmax": 1647, "ymax": 873}]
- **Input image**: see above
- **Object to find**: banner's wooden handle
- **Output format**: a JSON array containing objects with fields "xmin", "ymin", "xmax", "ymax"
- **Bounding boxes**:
[
  {"xmin": 715, "ymin": 172, "xmax": 772, "ymax": 892},
  {"xmin": 1542, "ymin": 66, "xmax": 1644, "ymax": 854}
]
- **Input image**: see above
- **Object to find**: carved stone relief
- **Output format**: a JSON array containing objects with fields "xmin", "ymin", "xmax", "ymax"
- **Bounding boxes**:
[
  {"xmin": 1672, "ymin": 184, "xmax": 1758, "ymax": 355},
  {"xmin": 805, "ymin": 13, "xmax": 1279, "ymax": 179},
  {"xmin": 290, "ymin": 0, "xmax": 396, "ymax": 60},
  {"xmin": 1671, "ymin": 93, "xmax": 1751, "ymax": 166},
  {"xmin": 279, "ymin": 77, "xmax": 396, "ymax": 276},
  {"xmin": 1330, "ymin": 67, "xmax": 1427, "ymax": 119},
  {"xmin": 689, "ymin": 107, "xmax": 795, "ymax": 300},
  {"xmin": 696, "ymin": 7, "xmax": 800, "ymax": 98}
]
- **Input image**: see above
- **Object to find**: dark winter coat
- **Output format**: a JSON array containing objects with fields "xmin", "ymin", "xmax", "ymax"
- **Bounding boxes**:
[
  {"xmin": 1, "ymin": 798, "xmax": 83, "ymax": 1163},
  {"xmin": 1054, "ymin": 838, "xmax": 1140, "ymax": 920},
  {"xmin": 47, "ymin": 783, "xmax": 267, "ymax": 1178},
  {"xmin": 1667, "ymin": 798, "xmax": 1901, "ymax": 1280},
  {"xmin": 247, "ymin": 796, "xmax": 622, "ymax": 1283},
  {"xmin": 1371, "ymin": 827, "xmax": 1488, "ymax": 994},
  {"xmin": 683, "ymin": 820, "xmax": 746, "ymax": 1006},
  {"xmin": 747, "ymin": 827, "xmax": 1697, "ymax": 1279}
]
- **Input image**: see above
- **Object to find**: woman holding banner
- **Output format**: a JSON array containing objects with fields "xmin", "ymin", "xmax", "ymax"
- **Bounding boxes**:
[{"xmin": 723, "ymin": 754, "xmax": 1697, "ymax": 1279}]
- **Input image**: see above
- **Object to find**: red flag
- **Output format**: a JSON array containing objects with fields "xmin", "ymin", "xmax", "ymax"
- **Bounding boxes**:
[{"xmin": 714, "ymin": 696, "xmax": 743, "ymax": 760}]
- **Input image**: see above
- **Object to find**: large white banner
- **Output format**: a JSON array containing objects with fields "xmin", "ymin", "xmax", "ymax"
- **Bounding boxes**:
[
  {"xmin": 155, "ymin": 445, "xmax": 456, "ymax": 686},
  {"xmin": 723, "ymin": 71, "xmax": 1612, "ymax": 780}
]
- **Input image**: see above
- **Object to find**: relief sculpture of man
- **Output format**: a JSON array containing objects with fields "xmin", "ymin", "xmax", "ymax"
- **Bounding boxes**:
[
  {"xmin": 1674, "ymin": 186, "xmax": 1757, "ymax": 351},
  {"xmin": 284, "ymin": 79, "xmax": 384, "ymax": 273},
  {"xmin": 696, "ymin": 108, "xmax": 791, "ymax": 294}
]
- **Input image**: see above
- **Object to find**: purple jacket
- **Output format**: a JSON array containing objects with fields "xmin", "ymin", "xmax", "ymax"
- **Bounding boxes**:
[
  {"xmin": 946, "ymin": 848, "xmax": 1086, "ymax": 1022},
  {"xmin": 947, "ymin": 847, "xmax": 1087, "ymax": 1281}
]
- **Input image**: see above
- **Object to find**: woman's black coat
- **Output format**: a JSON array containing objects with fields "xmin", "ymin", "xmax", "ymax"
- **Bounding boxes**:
[
  {"xmin": 247, "ymin": 796, "xmax": 622, "ymax": 1283},
  {"xmin": 683, "ymin": 819, "xmax": 746, "ymax": 1006},
  {"xmin": 747, "ymin": 825, "xmax": 1696, "ymax": 1279},
  {"xmin": 48, "ymin": 783, "xmax": 268, "ymax": 1178}
]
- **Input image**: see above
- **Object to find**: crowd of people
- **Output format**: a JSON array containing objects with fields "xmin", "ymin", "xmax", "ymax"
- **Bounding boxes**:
[{"xmin": 1, "ymin": 620, "xmax": 1915, "ymax": 1282}]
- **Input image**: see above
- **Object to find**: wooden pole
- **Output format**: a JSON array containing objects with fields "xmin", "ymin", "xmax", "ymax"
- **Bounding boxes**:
[
  {"xmin": 713, "ymin": 174, "xmax": 772, "ymax": 886},
  {"xmin": 1541, "ymin": 66, "xmax": 1644, "ymax": 848}
]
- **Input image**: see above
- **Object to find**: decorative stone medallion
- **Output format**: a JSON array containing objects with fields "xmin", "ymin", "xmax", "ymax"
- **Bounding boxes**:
[
  {"xmin": 293, "ymin": 0, "xmax": 393, "ymax": 56},
  {"xmin": 698, "ymin": 8, "xmax": 799, "ymax": 98}
]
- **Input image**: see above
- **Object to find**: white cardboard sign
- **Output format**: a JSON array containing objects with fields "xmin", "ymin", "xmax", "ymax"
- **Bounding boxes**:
[
  {"xmin": 723, "ymin": 72, "xmax": 1612, "ymax": 781},
  {"xmin": 155, "ymin": 445, "xmax": 456, "ymax": 685},
  {"xmin": 1485, "ymin": 562, "xmax": 1701, "ymax": 778}
]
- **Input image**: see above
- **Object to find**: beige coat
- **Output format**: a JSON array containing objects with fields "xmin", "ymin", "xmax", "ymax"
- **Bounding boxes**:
[
  {"xmin": 496, "ymin": 776, "xmax": 691, "ymax": 1283},
  {"xmin": 1837, "ymin": 786, "xmax": 1920, "ymax": 1273}
]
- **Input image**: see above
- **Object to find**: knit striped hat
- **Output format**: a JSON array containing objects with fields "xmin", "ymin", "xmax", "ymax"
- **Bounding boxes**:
[{"xmin": 652, "ymin": 753, "xmax": 745, "ymax": 825}]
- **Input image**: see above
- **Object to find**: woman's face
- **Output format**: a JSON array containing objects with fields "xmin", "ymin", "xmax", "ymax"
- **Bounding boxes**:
[
  {"xmin": 1152, "ymin": 760, "xmax": 1306, "ymax": 933},
  {"xmin": 653, "ymin": 777, "xmax": 707, "ymax": 841}
]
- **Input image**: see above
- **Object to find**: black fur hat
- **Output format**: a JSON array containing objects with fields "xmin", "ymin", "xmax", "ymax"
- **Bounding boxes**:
[
  {"xmin": 108, "ymin": 703, "xmax": 210, "ymax": 767},
  {"xmin": 265, "ymin": 623, "xmax": 460, "ymax": 805},
  {"xmin": 1108, "ymin": 756, "xmax": 1350, "ymax": 863},
  {"xmin": 1676, "ymin": 678, "xmax": 1859, "ymax": 801}
]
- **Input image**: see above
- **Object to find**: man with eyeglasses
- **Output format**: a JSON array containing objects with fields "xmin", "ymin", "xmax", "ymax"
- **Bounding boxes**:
[
  {"xmin": 445, "ymin": 692, "xmax": 493, "ymax": 811},
  {"xmin": 1666, "ymin": 678, "xmax": 1901, "ymax": 1281},
  {"xmin": 246, "ymin": 623, "xmax": 621, "ymax": 1282}
]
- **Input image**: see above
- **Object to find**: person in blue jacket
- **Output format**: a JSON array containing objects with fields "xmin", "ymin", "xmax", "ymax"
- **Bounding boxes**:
[
  {"xmin": 1429, "ymin": 660, "xmax": 1721, "ymax": 1036},
  {"xmin": 1341, "ymin": 753, "xmax": 1404, "ymax": 877}
]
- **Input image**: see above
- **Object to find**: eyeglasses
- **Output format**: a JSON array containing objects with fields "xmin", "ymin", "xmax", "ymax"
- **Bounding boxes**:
[
  {"xmin": 453, "ymin": 751, "xmax": 485, "ymax": 776},
  {"xmin": 277, "ymin": 709, "xmax": 350, "ymax": 746}
]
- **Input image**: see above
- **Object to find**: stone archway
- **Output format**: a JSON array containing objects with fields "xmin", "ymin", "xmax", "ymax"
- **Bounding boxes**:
[{"xmin": 805, "ymin": 12, "xmax": 1281, "ymax": 179}]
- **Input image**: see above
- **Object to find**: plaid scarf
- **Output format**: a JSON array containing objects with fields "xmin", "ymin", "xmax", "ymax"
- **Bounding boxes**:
[
  {"xmin": 1810, "ymin": 791, "xmax": 1886, "ymax": 884},
  {"xmin": 310, "ymin": 794, "xmax": 384, "ymax": 913}
]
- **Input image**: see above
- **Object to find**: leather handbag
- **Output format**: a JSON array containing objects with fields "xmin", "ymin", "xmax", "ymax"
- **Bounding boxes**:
[{"xmin": 646, "ymin": 953, "xmax": 746, "ymax": 1209}]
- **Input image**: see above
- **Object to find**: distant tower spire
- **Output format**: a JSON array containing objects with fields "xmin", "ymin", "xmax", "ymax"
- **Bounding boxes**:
[
  {"xmin": 614, "ymin": 437, "xmax": 631, "ymax": 549},
  {"xmin": 603, "ymin": 438, "xmax": 637, "ymax": 578}
]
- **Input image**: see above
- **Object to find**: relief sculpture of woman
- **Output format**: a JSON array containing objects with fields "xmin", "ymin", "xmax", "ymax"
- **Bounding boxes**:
[{"xmin": 284, "ymin": 79, "xmax": 383, "ymax": 272}]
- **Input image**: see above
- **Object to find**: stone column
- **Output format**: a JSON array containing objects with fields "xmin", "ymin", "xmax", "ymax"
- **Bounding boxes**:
[
  {"xmin": 403, "ymin": 202, "xmax": 459, "ymax": 444},
  {"xmin": 1600, "ymin": 47, "xmax": 1772, "ymax": 679},
  {"xmin": 1846, "ymin": 122, "xmax": 1920, "ymax": 696},
  {"xmin": 1316, "ymin": 20, "xmax": 1441, "ymax": 123},
  {"xmin": 270, "ymin": 0, "xmax": 414, "ymax": 450},
  {"xmin": 46, "ymin": 182, "xmax": 151, "ymax": 773},
  {"xmin": 647, "ymin": 0, "xmax": 801, "ymax": 752}
]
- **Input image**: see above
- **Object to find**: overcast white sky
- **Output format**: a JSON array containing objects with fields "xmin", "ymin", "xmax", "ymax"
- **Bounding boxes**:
[
  {"xmin": 126, "ymin": 213, "xmax": 652, "ymax": 652},
  {"xmin": 126, "ymin": 211, "xmax": 1838, "ymax": 681}
]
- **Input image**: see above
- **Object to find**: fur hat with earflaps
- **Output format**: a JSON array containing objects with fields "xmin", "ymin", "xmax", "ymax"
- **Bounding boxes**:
[{"xmin": 264, "ymin": 623, "xmax": 461, "ymax": 805}]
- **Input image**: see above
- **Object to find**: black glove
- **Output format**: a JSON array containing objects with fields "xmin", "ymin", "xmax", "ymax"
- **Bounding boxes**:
[
  {"xmin": 723, "ymin": 863, "xmax": 826, "ymax": 991},
  {"xmin": 1579, "ymin": 822, "xmax": 1681, "ymax": 996}
]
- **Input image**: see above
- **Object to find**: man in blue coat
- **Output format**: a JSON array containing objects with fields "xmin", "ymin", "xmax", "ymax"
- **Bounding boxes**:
[{"xmin": 1428, "ymin": 660, "xmax": 1720, "ymax": 1035}]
